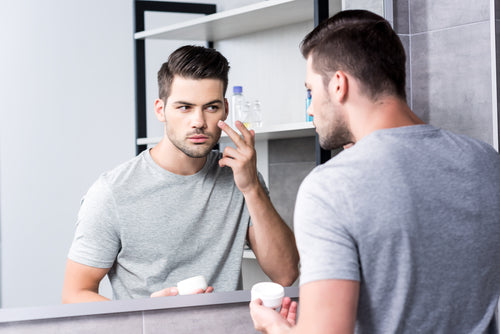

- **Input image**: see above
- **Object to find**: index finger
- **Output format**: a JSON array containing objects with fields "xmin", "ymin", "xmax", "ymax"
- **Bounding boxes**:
[
  {"xmin": 218, "ymin": 120, "xmax": 254, "ymax": 147},
  {"xmin": 234, "ymin": 120, "xmax": 255, "ymax": 146}
]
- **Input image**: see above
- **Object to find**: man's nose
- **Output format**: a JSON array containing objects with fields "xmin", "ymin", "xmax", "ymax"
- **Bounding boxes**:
[{"xmin": 191, "ymin": 108, "xmax": 207, "ymax": 129}]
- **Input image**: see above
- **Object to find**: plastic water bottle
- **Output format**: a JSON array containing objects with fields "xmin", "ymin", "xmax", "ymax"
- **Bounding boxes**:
[{"xmin": 231, "ymin": 86, "xmax": 245, "ymax": 128}]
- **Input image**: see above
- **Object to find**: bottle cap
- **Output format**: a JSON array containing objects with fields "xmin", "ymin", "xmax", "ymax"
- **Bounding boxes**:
[{"xmin": 233, "ymin": 86, "xmax": 243, "ymax": 94}]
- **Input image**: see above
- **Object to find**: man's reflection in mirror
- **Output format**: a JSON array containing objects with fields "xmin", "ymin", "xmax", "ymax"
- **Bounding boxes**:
[{"xmin": 62, "ymin": 45, "xmax": 299, "ymax": 303}]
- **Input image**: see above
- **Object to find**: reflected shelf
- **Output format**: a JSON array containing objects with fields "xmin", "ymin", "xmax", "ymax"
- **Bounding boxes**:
[{"xmin": 134, "ymin": 0, "xmax": 313, "ymax": 41}]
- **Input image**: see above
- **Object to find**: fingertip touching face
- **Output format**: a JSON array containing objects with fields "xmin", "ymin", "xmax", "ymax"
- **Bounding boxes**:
[
  {"xmin": 305, "ymin": 56, "xmax": 354, "ymax": 150},
  {"xmin": 162, "ymin": 76, "xmax": 227, "ymax": 158}
]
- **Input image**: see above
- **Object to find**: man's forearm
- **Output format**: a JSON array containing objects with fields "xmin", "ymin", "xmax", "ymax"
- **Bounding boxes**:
[{"xmin": 245, "ymin": 184, "xmax": 300, "ymax": 286}]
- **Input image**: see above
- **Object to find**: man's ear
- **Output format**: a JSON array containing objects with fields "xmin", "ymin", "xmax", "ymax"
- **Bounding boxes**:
[
  {"xmin": 154, "ymin": 98, "xmax": 166, "ymax": 122},
  {"xmin": 328, "ymin": 71, "xmax": 348, "ymax": 103}
]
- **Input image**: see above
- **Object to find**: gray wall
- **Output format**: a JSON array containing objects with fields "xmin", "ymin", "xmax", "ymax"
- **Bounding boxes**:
[{"xmin": 395, "ymin": 0, "xmax": 497, "ymax": 147}]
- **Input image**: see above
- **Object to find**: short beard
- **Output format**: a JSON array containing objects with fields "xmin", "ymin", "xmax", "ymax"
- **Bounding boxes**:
[
  {"xmin": 319, "ymin": 114, "xmax": 354, "ymax": 150},
  {"xmin": 176, "ymin": 142, "xmax": 216, "ymax": 158},
  {"xmin": 167, "ymin": 128, "xmax": 221, "ymax": 158}
]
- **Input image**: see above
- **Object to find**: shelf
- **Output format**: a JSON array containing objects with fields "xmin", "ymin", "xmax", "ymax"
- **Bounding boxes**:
[
  {"xmin": 134, "ymin": 0, "xmax": 313, "ymax": 41},
  {"xmin": 221, "ymin": 121, "xmax": 315, "ymax": 141},
  {"xmin": 136, "ymin": 122, "xmax": 315, "ymax": 146}
]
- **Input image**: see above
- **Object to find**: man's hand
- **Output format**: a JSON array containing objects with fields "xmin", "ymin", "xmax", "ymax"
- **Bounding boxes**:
[
  {"xmin": 218, "ymin": 120, "xmax": 259, "ymax": 195},
  {"xmin": 249, "ymin": 297, "xmax": 297, "ymax": 333},
  {"xmin": 150, "ymin": 286, "xmax": 214, "ymax": 298}
]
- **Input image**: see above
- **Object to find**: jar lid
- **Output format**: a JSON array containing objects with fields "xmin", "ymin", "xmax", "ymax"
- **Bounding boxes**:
[{"xmin": 251, "ymin": 282, "xmax": 284, "ymax": 300}]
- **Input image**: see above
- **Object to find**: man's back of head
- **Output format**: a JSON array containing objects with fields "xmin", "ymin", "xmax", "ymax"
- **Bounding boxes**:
[{"xmin": 300, "ymin": 10, "xmax": 407, "ymax": 101}]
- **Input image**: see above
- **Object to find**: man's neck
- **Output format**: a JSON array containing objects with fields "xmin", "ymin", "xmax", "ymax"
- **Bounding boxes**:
[
  {"xmin": 350, "ymin": 96, "xmax": 425, "ymax": 142},
  {"xmin": 150, "ymin": 137, "xmax": 207, "ymax": 176}
]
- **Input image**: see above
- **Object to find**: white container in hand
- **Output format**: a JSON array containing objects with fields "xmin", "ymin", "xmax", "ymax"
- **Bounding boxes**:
[
  {"xmin": 177, "ymin": 275, "xmax": 208, "ymax": 295},
  {"xmin": 251, "ymin": 282, "xmax": 284, "ymax": 309}
]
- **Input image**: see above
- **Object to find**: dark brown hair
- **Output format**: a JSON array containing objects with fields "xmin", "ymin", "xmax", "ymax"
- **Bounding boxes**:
[
  {"xmin": 300, "ymin": 10, "xmax": 406, "ymax": 100},
  {"xmin": 157, "ymin": 45, "xmax": 230, "ymax": 101}
]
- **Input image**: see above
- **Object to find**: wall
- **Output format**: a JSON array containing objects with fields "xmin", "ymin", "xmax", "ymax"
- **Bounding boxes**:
[
  {"xmin": 0, "ymin": 1, "xmax": 136, "ymax": 307},
  {"xmin": 394, "ymin": 0, "xmax": 497, "ymax": 148}
]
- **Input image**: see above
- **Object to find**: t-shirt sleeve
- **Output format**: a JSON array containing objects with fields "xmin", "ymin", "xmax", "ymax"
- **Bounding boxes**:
[
  {"xmin": 294, "ymin": 169, "xmax": 360, "ymax": 286},
  {"xmin": 68, "ymin": 176, "xmax": 121, "ymax": 268}
]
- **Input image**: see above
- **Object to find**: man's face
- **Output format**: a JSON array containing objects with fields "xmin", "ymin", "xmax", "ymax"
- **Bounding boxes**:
[
  {"xmin": 162, "ymin": 76, "xmax": 227, "ymax": 158},
  {"xmin": 305, "ymin": 56, "xmax": 353, "ymax": 150}
]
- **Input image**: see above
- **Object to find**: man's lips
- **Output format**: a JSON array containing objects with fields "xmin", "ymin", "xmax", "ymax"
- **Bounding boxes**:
[{"xmin": 188, "ymin": 135, "xmax": 209, "ymax": 143}]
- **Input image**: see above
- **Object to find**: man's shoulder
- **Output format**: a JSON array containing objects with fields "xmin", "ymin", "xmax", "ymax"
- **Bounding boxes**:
[{"xmin": 97, "ymin": 151, "xmax": 149, "ymax": 188}]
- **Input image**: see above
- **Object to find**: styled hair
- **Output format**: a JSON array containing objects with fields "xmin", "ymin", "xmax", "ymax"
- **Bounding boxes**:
[
  {"xmin": 157, "ymin": 45, "xmax": 230, "ymax": 101},
  {"xmin": 300, "ymin": 10, "xmax": 406, "ymax": 100}
]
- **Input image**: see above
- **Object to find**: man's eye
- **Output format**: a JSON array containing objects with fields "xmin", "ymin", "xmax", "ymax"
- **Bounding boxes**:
[
  {"xmin": 206, "ymin": 105, "xmax": 219, "ymax": 112},
  {"xmin": 178, "ymin": 106, "xmax": 190, "ymax": 111}
]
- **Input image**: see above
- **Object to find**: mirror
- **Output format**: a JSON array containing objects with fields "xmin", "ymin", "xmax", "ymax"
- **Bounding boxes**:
[{"xmin": 0, "ymin": 0, "xmax": 388, "ymax": 312}]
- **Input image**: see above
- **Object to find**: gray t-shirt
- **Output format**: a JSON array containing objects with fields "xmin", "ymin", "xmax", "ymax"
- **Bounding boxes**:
[
  {"xmin": 295, "ymin": 125, "xmax": 500, "ymax": 333},
  {"xmin": 69, "ymin": 149, "xmax": 262, "ymax": 300}
]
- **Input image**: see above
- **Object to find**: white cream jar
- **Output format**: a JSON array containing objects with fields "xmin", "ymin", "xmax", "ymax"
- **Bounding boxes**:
[
  {"xmin": 251, "ymin": 282, "xmax": 285, "ymax": 309},
  {"xmin": 177, "ymin": 275, "xmax": 208, "ymax": 295}
]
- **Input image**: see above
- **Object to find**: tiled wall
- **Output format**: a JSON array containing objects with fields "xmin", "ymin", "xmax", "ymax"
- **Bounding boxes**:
[
  {"xmin": 496, "ymin": 1, "xmax": 500, "ymax": 147},
  {"xmin": 395, "ymin": 0, "xmax": 495, "ymax": 146},
  {"xmin": 268, "ymin": 137, "xmax": 317, "ymax": 230}
]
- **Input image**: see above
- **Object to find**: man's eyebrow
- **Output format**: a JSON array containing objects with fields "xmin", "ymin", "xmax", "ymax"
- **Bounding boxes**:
[
  {"xmin": 203, "ymin": 99, "xmax": 224, "ymax": 106},
  {"xmin": 170, "ymin": 100, "xmax": 195, "ymax": 106},
  {"xmin": 170, "ymin": 99, "xmax": 223, "ymax": 106}
]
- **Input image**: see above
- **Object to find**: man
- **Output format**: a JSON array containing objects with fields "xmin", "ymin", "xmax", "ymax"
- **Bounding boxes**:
[
  {"xmin": 62, "ymin": 45, "xmax": 299, "ymax": 303},
  {"xmin": 250, "ymin": 10, "xmax": 500, "ymax": 334}
]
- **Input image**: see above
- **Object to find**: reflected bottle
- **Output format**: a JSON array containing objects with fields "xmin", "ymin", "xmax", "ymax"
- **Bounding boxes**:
[
  {"xmin": 231, "ymin": 86, "xmax": 244, "ymax": 128},
  {"xmin": 251, "ymin": 99, "xmax": 262, "ymax": 128},
  {"xmin": 305, "ymin": 89, "xmax": 313, "ymax": 122}
]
